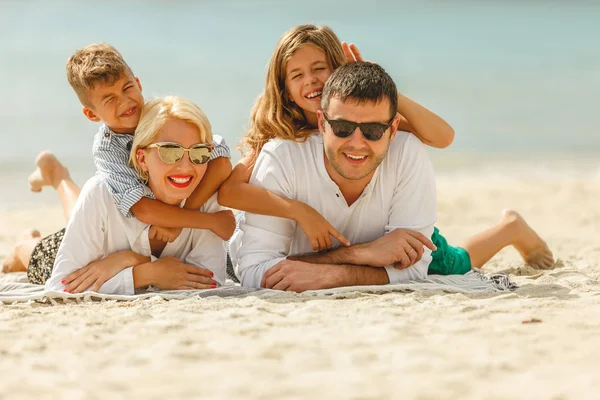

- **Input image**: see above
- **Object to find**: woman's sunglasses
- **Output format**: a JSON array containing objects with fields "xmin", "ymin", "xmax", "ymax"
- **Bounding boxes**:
[
  {"xmin": 322, "ymin": 112, "xmax": 395, "ymax": 142},
  {"xmin": 144, "ymin": 142, "xmax": 213, "ymax": 165}
]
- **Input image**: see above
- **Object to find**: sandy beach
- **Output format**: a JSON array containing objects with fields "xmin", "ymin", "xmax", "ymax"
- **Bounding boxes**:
[{"xmin": 1, "ymin": 171, "xmax": 600, "ymax": 400}]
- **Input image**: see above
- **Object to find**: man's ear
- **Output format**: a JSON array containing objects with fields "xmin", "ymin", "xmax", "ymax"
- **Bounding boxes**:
[
  {"xmin": 135, "ymin": 77, "xmax": 143, "ymax": 92},
  {"xmin": 82, "ymin": 107, "xmax": 101, "ymax": 123},
  {"xmin": 317, "ymin": 110, "xmax": 325, "ymax": 134},
  {"xmin": 389, "ymin": 112, "xmax": 401, "ymax": 141}
]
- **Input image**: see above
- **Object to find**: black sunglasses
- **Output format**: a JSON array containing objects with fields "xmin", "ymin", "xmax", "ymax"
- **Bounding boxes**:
[{"xmin": 322, "ymin": 112, "xmax": 395, "ymax": 142}]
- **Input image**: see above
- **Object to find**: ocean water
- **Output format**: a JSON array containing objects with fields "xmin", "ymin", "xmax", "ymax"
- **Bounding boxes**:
[{"xmin": 1, "ymin": 0, "xmax": 599, "ymax": 208}]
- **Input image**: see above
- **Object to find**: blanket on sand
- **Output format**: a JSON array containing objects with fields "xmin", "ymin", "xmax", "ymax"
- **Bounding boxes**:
[{"xmin": 0, "ymin": 270, "xmax": 516, "ymax": 304}]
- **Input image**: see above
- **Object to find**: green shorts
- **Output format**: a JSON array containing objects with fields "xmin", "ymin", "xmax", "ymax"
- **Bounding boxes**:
[{"xmin": 428, "ymin": 227, "xmax": 472, "ymax": 275}]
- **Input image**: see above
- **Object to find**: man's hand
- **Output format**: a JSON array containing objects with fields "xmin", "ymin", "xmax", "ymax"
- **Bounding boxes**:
[
  {"xmin": 354, "ymin": 229, "xmax": 437, "ymax": 269},
  {"xmin": 149, "ymin": 226, "xmax": 182, "ymax": 243},
  {"xmin": 62, "ymin": 250, "xmax": 149, "ymax": 293},
  {"xmin": 261, "ymin": 260, "xmax": 341, "ymax": 293}
]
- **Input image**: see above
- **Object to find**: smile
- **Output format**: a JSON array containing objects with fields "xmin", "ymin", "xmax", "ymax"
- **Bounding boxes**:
[
  {"xmin": 120, "ymin": 107, "xmax": 137, "ymax": 118},
  {"xmin": 343, "ymin": 152, "xmax": 368, "ymax": 164},
  {"xmin": 304, "ymin": 90, "xmax": 322, "ymax": 100},
  {"xmin": 168, "ymin": 175, "xmax": 193, "ymax": 188}
]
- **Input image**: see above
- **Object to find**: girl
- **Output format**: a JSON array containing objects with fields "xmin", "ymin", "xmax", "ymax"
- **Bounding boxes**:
[{"xmin": 218, "ymin": 24, "xmax": 554, "ymax": 274}]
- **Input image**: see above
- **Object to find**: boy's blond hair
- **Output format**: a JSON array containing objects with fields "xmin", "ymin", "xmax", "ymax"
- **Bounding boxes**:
[
  {"xmin": 66, "ymin": 43, "xmax": 134, "ymax": 106},
  {"xmin": 241, "ymin": 25, "xmax": 347, "ymax": 156},
  {"xmin": 130, "ymin": 96, "xmax": 213, "ymax": 182}
]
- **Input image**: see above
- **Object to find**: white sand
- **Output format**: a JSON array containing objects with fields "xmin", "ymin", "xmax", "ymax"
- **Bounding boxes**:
[{"xmin": 1, "ymin": 173, "xmax": 600, "ymax": 400}]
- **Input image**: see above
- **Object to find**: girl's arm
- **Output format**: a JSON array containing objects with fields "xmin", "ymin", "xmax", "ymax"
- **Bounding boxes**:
[
  {"xmin": 395, "ymin": 93, "xmax": 454, "ymax": 149},
  {"xmin": 218, "ymin": 151, "xmax": 350, "ymax": 251},
  {"xmin": 342, "ymin": 41, "xmax": 455, "ymax": 148}
]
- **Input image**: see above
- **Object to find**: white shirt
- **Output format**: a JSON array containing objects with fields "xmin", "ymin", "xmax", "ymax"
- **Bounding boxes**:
[
  {"xmin": 230, "ymin": 132, "xmax": 437, "ymax": 288},
  {"xmin": 45, "ymin": 175, "xmax": 227, "ymax": 295}
]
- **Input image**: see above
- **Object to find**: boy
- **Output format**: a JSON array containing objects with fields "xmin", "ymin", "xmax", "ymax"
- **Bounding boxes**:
[{"xmin": 66, "ymin": 43, "xmax": 234, "ymax": 240}]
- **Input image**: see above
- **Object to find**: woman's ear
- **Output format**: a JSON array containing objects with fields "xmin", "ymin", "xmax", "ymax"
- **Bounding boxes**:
[{"xmin": 136, "ymin": 149, "xmax": 149, "ymax": 173}]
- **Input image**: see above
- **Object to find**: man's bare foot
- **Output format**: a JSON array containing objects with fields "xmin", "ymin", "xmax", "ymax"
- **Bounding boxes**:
[
  {"xmin": 28, "ymin": 151, "xmax": 70, "ymax": 192},
  {"xmin": 502, "ymin": 209, "xmax": 555, "ymax": 269}
]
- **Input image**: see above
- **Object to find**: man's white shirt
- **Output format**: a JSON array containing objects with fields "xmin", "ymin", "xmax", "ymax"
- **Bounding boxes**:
[
  {"xmin": 230, "ymin": 132, "xmax": 437, "ymax": 288},
  {"xmin": 45, "ymin": 175, "xmax": 227, "ymax": 295}
]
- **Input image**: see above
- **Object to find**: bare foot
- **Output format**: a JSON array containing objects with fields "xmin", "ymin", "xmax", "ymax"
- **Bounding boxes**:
[
  {"xmin": 2, "ymin": 230, "xmax": 42, "ymax": 273},
  {"xmin": 502, "ymin": 209, "xmax": 555, "ymax": 269},
  {"xmin": 2, "ymin": 248, "xmax": 26, "ymax": 273},
  {"xmin": 28, "ymin": 151, "xmax": 70, "ymax": 193},
  {"xmin": 21, "ymin": 229, "xmax": 41, "ymax": 240}
]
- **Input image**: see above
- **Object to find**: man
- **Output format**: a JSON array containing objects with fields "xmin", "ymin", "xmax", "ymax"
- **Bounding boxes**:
[{"xmin": 230, "ymin": 62, "xmax": 437, "ymax": 292}]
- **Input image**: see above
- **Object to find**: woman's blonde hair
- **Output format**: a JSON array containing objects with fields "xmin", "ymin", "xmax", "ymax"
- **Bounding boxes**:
[
  {"xmin": 241, "ymin": 24, "xmax": 346, "ymax": 155},
  {"xmin": 130, "ymin": 96, "xmax": 213, "ymax": 181}
]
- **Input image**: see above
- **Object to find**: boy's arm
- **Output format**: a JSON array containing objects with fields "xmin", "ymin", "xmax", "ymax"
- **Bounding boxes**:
[
  {"xmin": 185, "ymin": 157, "xmax": 232, "ymax": 210},
  {"xmin": 131, "ymin": 198, "xmax": 234, "ymax": 240}
]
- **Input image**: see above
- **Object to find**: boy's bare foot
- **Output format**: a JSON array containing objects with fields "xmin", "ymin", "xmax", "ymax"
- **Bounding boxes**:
[
  {"xmin": 502, "ymin": 209, "xmax": 555, "ymax": 269},
  {"xmin": 28, "ymin": 151, "xmax": 70, "ymax": 192}
]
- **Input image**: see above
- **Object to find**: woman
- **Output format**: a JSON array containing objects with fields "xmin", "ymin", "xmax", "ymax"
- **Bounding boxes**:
[
  {"xmin": 218, "ymin": 24, "xmax": 554, "ymax": 274},
  {"xmin": 7, "ymin": 96, "xmax": 231, "ymax": 294}
]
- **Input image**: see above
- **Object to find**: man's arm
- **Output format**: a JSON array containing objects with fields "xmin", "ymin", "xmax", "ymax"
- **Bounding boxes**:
[
  {"xmin": 261, "ymin": 259, "xmax": 389, "ymax": 292},
  {"xmin": 288, "ymin": 228, "xmax": 435, "ymax": 268},
  {"xmin": 383, "ymin": 134, "xmax": 437, "ymax": 283}
]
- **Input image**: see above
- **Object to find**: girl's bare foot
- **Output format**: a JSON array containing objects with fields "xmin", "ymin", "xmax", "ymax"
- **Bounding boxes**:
[
  {"xmin": 502, "ymin": 209, "xmax": 555, "ymax": 269},
  {"xmin": 28, "ymin": 151, "xmax": 70, "ymax": 192}
]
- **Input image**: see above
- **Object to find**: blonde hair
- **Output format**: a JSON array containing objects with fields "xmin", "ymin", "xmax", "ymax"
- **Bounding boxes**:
[
  {"xmin": 241, "ymin": 24, "xmax": 347, "ymax": 155},
  {"xmin": 66, "ymin": 43, "xmax": 134, "ymax": 106},
  {"xmin": 130, "ymin": 96, "xmax": 213, "ymax": 181}
]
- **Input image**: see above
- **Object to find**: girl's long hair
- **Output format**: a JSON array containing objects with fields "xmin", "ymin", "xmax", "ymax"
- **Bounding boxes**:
[{"xmin": 241, "ymin": 24, "xmax": 346, "ymax": 156}]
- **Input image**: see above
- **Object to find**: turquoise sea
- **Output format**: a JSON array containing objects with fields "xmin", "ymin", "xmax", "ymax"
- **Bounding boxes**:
[{"xmin": 1, "ymin": 0, "xmax": 599, "ymax": 208}]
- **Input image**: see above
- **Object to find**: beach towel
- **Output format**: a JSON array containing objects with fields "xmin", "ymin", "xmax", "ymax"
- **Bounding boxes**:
[{"xmin": 0, "ymin": 269, "xmax": 516, "ymax": 305}]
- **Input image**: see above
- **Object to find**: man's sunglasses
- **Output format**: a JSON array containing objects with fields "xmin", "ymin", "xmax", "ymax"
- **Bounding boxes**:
[
  {"xmin": 144, "ymin": 142, "xmax": 213, "ymax": 165},
  {"xmin": 322, "ymin": 112, "xmax": 395, "ymax": 142}
]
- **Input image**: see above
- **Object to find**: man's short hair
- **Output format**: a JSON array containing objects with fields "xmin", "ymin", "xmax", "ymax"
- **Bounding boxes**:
[
  {"xmin": 321, "ymin": 62, "xmax": 398, "ymax": 119},
  {"xmin": 66, "ymin": 43, "xmax": 134, "ymax": 106}
]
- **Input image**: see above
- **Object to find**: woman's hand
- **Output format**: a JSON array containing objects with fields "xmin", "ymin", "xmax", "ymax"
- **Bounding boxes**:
[
  {"xmin": 62, "ymin": 250, "xmax": 150, "ymax": 293},
  {"xmin": 149, "ymin": 256, "xmax": 217, "ymax": 290},
  {"xmin": 292, "ymin": 201, "xmax": 350, "ymax": 252},
  {"xmin": 149, "ymin": 225, "xmax": 182, "ymax": 243}
]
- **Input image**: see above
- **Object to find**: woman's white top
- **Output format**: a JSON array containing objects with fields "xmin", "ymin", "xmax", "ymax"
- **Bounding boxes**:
[{"xmin": 45, "ymin": 175, "xmax": 227, "ymax": 295}]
